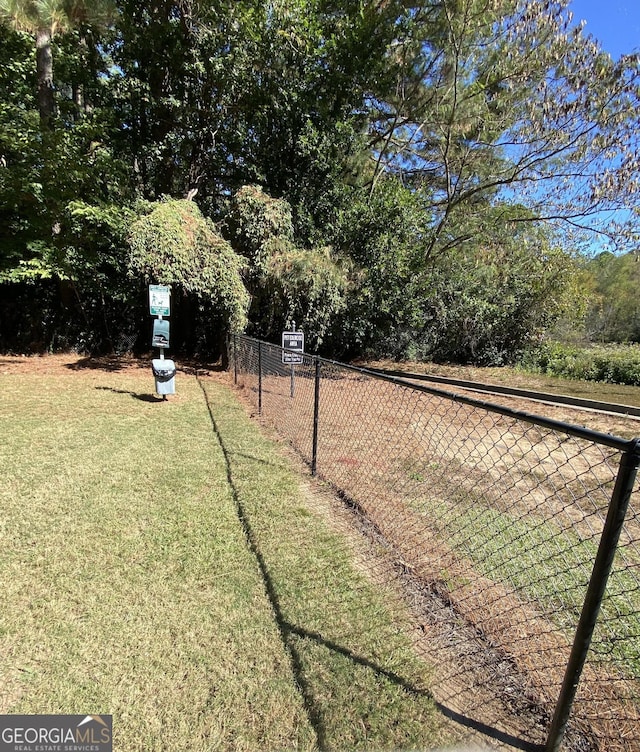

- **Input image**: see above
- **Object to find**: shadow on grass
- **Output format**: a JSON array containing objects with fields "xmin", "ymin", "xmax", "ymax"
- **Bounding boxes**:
[
  {"xmin": 67, "ymin": 355, "xmax": 225, "ymax": 374},
  {"xmin": 198, "ymin": 378, "xmax": 328, "ymax": 748},
  {"xmin": 66, "ymin": 355, "xmax": 146, "ymax": 372},
  {"xmin": 95, "ymin": 386, "xmax": 165, "ymax": 403},
  {"xmin": 197, "ymin": 376, "xmax": 543, "ymax": 752},
  {"xmin": 286, "ymin": 622, "xmax": 539, "ymax": 751},
  {"xmin": 433, "ymin": 705, "xmax": 542, "ymax": 752}
]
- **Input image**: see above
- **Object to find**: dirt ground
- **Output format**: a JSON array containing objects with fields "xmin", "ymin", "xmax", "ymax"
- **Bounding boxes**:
[{"xmin": 0, "ymin": 353, "xmax": 149, "ymax": 376}]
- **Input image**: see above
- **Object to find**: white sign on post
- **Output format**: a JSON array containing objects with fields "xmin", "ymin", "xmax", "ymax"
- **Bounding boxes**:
[
  {"xmin": 149, "ymin": 285, "xmax": 171, "ymax": 317},
  {"xmin": 282, "ymin": 331, "xmax": 304, "ymax": 364}
]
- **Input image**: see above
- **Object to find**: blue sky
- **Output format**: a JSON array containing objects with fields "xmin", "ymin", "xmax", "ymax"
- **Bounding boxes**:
[
  {"xmin": 564, "ymin": 1, "xmax": 640, "ymax": 254},
  {"xmin": 569, "ymin": 0, "xmax": 640, "ymax": 59}
]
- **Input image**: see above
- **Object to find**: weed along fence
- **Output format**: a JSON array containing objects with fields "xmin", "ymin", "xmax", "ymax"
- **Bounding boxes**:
[{"xmin": 229, "ymin": 334, "xmax": 640, "ymax": 752}]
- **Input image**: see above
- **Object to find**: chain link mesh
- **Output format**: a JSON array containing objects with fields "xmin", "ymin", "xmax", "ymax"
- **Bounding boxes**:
[{"xmin": 231, "ymin": 336, "xmax": 640, "ymax": 751}]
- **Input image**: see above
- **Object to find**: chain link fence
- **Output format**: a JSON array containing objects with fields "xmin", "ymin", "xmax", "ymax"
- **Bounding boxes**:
[{"xmin": 230, "ymin": 334, "xmax": 640, "ymax": 752}]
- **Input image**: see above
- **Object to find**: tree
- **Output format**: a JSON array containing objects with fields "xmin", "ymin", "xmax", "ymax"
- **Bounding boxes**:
[
  {"xmin": 107, "ymin": 0, "xmax": 394, "ymax": 213},
  {"xmin": 322, "ymin": 177, "xmax": 431, "ymax": 358},
  {"xmin": 583, "ymin": 252, "xmax": 640, "ymax": 343},
  {"xmin": 417, "ymin": 208, "xmax": 576, "ymax": 363},
  {"xmin": 2, "ymin": 0, "xmax": 637, "ymax": 360},
  {"xmin": 0, "ymin": 0, "xmax": 58, "ymax": 127},
  {"xmin": 0, "ymin": 0, "xmax": 115, "ymax": 127},
  {"xmin": 365, "ymin": 0, "xmax": 640, "ymax": 256},
  {"xmin": 225, "ymin": 184, "xmax": 295, "ymax": 282},
  {"xmin": 0, "ymin": 0, "xmax": 127, "ymax": 285},
  {"xmin": 322, "ymin": 180, "xmax": 574, "ymax": 363},
  {"xmin": 225, "ymin": 184, "xmax": 348, "ymax": 348}
]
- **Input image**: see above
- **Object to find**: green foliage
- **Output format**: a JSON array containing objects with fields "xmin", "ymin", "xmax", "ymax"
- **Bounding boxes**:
[
  {"xmin": 0, "ymin": 15, "xmax": 138, "ymax": 352},
  {"xmin": 416, "ymin": 212, "xmax": 576, "ymax": 365},
  {"xmin": 225, "ymin": 185, "xmax": 294, "ymax": 278},
  {"xmin": 128, "ymin": 199, "xmax": 249, "ymax": 333},
  {"xmin": 3, "ymin": 0, "xmax": 639, "ymax": 360},
  {"xmin": 0, "ymin": 24, "xmax": 48, "ymax": 279},
  {"xmin": 325, "ymin": 183, "xmax": 573, "ymax": 365},
  {"xmin": 369, "ymin": 0, "xmax": 640, "ymax": 255},
  {"xmin": 224, "ymin": 185, "xmax": 348, "ymax": 348},
  {"xmin": 1, "ymin": 199, "xmax": 142, "ymax": 354},
  {"xmin": 325, "ymin": 179, "xmax": 430, "ymax": 358},
  {"xmin": 581, "ymin": 251, "xmax": 640, "ymax": 343},
  {"xmin": 56, "ymin": 199, "xmax": 141, "ymax": 352},
  {"xmin": 61, "ymin": 200, "xmax": 134, "ymax": 286},
  {"xmin": 237, "ymin": 0, "xmax": 393, "ymax": 204},
  {"xmin": 263, "ymin": 245, "xmax": 349, "ymax": 349},
  {"xmin": 0, "ymin": 14, "xmax": 131, "ymax": 285},
  {"xmin": 522, "ymin": 342, "xmax": 640, "ymax": 386}
]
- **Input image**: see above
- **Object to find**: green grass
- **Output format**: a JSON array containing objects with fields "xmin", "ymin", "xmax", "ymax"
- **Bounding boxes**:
[
  {"xmin": 440, "ymin": 502, "xmax": 640, "ymax": 679},
  {"xmin": 0, "ymin": 363, "xmax": 448, "ymax": 751}
]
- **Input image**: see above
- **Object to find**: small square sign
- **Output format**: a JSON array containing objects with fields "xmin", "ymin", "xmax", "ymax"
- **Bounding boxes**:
[
  {"xmin": 149, "ymin": 285, "xmax": 170, "ymax": 316},
  {"xmin": 282, "ymin": 331, "xmax": 304, "ymax": 364}
]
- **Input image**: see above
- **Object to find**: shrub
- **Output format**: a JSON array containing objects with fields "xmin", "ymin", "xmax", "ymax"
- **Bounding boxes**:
[
  {"xmin": 521, "ymin": 342, "xmax": 640, "ymax": 386},
  {"xmin": 128, "ymin": 199, "xmax": 249, "ymax": 335}
]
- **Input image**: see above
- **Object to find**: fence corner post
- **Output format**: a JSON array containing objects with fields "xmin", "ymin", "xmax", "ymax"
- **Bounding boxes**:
[{"xmin": 311, "ymin": 356, "xmax": 321, "ymax": 476}]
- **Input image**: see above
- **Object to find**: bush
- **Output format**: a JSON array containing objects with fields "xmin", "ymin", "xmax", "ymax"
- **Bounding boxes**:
[
  {"xmin": 128, "ymin": 199, "xmax": 249, "ymax": 335},
  {"xmin": 224, "ymin": 186, "xmax": 348, "ymax": 350},
  {"xmin": 521, "ymin": 342, "xmax": 640, "ymax": 386},
  {"xmin": 128, "ymin": 199, "xmax": 249, "ymax": 357}
]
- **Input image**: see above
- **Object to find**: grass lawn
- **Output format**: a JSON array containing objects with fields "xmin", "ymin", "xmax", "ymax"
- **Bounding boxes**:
[{"xmin": 0, "ymin": 359, "xmax": 449, "ymax": 751}]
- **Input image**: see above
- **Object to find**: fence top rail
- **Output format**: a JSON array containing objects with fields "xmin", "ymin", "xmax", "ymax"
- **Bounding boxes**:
[{"xmin": 234, "ymin": 335, "xmax": 640, "ymax": 457}]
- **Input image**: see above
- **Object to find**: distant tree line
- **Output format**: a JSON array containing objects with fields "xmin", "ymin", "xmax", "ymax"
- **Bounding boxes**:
[
  {"xmin": 577, "ymin": 251, "xmax": 640, "ymax": 345},
  {"xmin": 1, "ymin": 0, "xmax": 639, "ymax": 363}
]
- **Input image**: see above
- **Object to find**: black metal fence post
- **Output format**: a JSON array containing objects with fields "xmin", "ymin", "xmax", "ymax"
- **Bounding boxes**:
[
  {"xmin": 545, "ymin": 439, "xmax": 640, "ymax": 752},
  {"xmin": 311, "ymin": 357, "xmax": 321, "ymax": 476},
  {"xmin": 233, "ymin": 334, "xmax": 238, "ymax": 385},
  {"xmin": 258, "ymin": 341, "xmax": 263, "ymax": 416}
]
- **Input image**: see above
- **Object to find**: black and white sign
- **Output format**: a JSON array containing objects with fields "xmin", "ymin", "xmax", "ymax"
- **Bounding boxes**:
[{"xmin": 282, "ymin": 331, "xmax": 304, "ymax": 364}]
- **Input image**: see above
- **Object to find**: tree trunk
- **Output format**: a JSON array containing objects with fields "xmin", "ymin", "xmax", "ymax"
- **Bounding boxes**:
[{"xmin": 36, "ymin": 27, "xmax": 55, "ymax": 128}]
